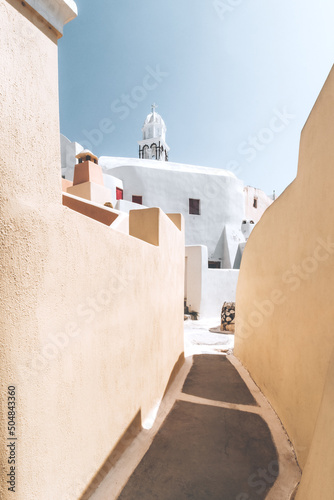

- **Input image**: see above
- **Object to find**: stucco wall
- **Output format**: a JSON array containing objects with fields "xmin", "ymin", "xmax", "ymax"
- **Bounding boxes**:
[
  {"xmin": 0, "ymin": 2, "xmax": 184, "ymax": 499},
  {"xmin": 102, "ymin": 173, "xmax": 123, "ymax": 207},
  {"xmin": 244, "ymin": 186, "xmax": 273, "ymax": 224},
  {"xmin": 101, "ymin": 158, "xmax": 245, "ymax": 262},
  {"xmin": 67, "ymin": 180, "xmax": 112, "ymax": 205},
  {"xmin": 185, "ymin": 246, "xmax": 207, "ymax": 314},
  {"xmin": 234, "ymin": 66, "xmax": 334, "ymax": 496},
  {"xmin": 202, "ymin": 269, "xmax": 239, "ymax": 318},
  {"xmin": 294, "ymin": 346, "xmax": 334, "ymax": 499},
  {"xmin": 115, "ymin": 199, "xmax": 147, "ymax": 214},
  {"xmin": 185, "ymin": 245, "xmax": 239, "ymax": 318},
  {"xmin": 60, "ymin": 133, "xmax": 83, "ymax": 180}
]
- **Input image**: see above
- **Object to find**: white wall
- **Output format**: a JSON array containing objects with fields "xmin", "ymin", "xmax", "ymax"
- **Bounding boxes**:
[
  {"xmin": 202, "ymin": 268, "xmax": 239, "ymax": 318},
  {"xmin": 60, "ymin": 133, "xmax": 83, "ymax": 181},
  {"xmin": 185, "ymin": 246, "xmax": 207, "ymax": 314},
  {"xmin": 100, "ymin": 157, "xmax": 245, "ymax": 263},
  {"xmin": 102, "ymin": 174, "xmax": 124, "ymax": 207},
  {"xmin": 115, "ymin": 199, "xmax": 147, "ymax": 214},
  {"xmin": 220, "ymin": 224, "xmax": 245, "ymax": 268},
  {"xmin": 244, "ymin": 186, "xmax": 273, "ymax": 224},
  {"xmin": 185, "ymin": 245, "xmax": 239, "ymax": 318}
]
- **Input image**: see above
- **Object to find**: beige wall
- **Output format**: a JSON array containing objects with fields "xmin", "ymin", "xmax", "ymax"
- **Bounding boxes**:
[
  {"xmin": 0, "ymin": 2, "xmax": 184, "ymax": 499},
  {"xmin": 67, "ymin": 181, "xmax": 112, "ymax": 204},
  {"xmin": 62, "ymin": 192, "xmax": 120, "ymax": 226},
  {"xmin": 235, "ymin": 66, "xmax": 334, "ymax": 497},
  {"xmin": 294, "ymin": 346, "xmax": 334, "ymax": 499}
]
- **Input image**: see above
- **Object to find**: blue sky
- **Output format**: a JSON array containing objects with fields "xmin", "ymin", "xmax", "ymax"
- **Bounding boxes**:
[{"xmin": 59, "ymin": 0, "xmax": 334, "ymax": 195}]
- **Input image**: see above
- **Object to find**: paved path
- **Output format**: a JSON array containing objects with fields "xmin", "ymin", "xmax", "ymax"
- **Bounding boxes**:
[
  {"xmin": 89, "ymin": 352, "xmax": 300, "ymax": 500},
  {"xmin": 118, "ymin": 355, "xmax": 277, "ymax": 500}
]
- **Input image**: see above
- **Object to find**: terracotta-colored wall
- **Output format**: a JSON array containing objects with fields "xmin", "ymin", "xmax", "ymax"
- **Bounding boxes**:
[
  {"xmin": 73, "ymin": 161, "xmax": 104, "ymax": 186},
  {"xmin": 62, "ymin": 178, "xmax": 73, "ymax": 191},
  {"xmin": 62, "ymin": 193, "xmax": 119, "ymax": 225},
  {"xmin": 235, "ymin": 66, "xmax": 334, "ymax": 497},
  {"xmin": 0, "ymin": 2, "xmax": 184, "ymax": 499}
]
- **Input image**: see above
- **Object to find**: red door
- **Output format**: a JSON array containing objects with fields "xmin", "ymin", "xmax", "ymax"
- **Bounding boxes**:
[{"xmin": 116, "ymin": 188, "xmax": 123, "ymax": 200}]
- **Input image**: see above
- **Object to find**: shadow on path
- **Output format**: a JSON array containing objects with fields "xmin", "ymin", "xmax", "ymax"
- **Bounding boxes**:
[{"xmin": 117, "ymin": 355, "xmax": 278, "ymax": 500}]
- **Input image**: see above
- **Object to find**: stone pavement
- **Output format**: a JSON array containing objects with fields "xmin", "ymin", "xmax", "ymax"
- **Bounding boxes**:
[{"xmin": 89, "ymin": 351, "xmax": 300, "ymax": 500}]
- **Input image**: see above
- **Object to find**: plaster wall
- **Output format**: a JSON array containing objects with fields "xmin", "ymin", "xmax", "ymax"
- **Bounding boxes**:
[
  {"xmin": 220, "ymin": 225, "xmax": 245, "ymax": 269},
  {"xmin": 60, "ymin": 133, "xmax": 83, "ymax": 180},
  {"xmin": 73, "ymin": 161, "xmax": 104, "ymax": 186},
  {"xmin": 101, "ymin": 157, "xmax": 245, "ymax": 261},
  {"xmin": 201, "ymin": 269, "xmax": 239, "ymax": 318},
  {"xmin": 67, "ymin": 181, "xmax": 112, "ymax": 205},
  {"xmin": 185, "ymin": 246, "xmax": 239, "ymax": 318},
  {"xmin": 115, "ymin": 199, "xmax": 147, "ymax": 214},
  {"xmin": 102, "ymin": 173, "xmax": 124, "ymax": 207},
  {"xmin": 295, "ymin": 347, "xmax": 334, "ymax": 500},
  {"xmin": 185, "ymin": 246, "xmax": 207, "ymax": 315},
  {"xmin": 244, "ymin": 186, "xmax": 273, "ymax": 224},
  {"xmin": 234, "ymin": 65, "xmax": 334, "ymax": 496},
  {"xmin": 62, "ymin": 192, "xmax": 126, "ymax": 229},
  {"xmin": 62, "ymin": 178, "xmax": 73, "ymax": 191},
  {"xmin": 0, "ymin": 3, "xmax": 184, "ymax": 499}
]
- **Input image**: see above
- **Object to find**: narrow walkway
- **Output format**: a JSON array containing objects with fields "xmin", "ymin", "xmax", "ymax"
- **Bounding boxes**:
[{"xmin": 89, "ymin": 352, "xmax": 300, "ymax": 500}]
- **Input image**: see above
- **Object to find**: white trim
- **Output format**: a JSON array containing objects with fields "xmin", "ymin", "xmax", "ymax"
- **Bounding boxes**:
[{"xmin": 24, "ymin": 0, "xmax": 78, "ymax": 35}]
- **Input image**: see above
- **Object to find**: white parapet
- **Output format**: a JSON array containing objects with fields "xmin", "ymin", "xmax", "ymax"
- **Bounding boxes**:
[{"xmin": 24, "ymin": 0, "xmax": 78, "ymax": 35}]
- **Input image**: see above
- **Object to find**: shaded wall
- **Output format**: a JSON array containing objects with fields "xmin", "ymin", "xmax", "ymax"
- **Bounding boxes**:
[
  {"xmin": 235, "ymin": 66, "xmax": 334, "ymax": 497},
  {"xmin": 0, "ymin": 2, "xmax": 184, "ymax": 498}
]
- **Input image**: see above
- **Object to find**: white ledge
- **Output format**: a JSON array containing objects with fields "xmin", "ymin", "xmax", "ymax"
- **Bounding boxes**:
[{"xmin": 24, "ymin": 0, "xmax": 78, "ymax": 35}]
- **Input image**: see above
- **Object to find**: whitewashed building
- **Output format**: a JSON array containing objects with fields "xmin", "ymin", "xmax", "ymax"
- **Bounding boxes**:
[
  {"xmin": 99, "ymin": 107, "xmax": 272, "ymax": 268},
  {"xmin": 61, "ymin": 107, "xmax": 273, "ymax": 316}
]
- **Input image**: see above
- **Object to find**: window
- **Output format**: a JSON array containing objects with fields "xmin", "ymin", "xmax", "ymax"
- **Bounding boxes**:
[
  {"xmin": 189, "ymin": 199, "xmax": 200, "ymax": 215},
  {"xmin": 253, "ymin": 197, "xmax": 258, "ymax": 209},
  {"xmin": 208, "ymin": 261, "xmax": 221, "ymax": 269},
  {"xmin": 132, "ymin": 195, "xmax": 142, "ymax": 205},
  {"xmin": 116, "ymin": 188, "xmax": 123, "ymax": 200}
]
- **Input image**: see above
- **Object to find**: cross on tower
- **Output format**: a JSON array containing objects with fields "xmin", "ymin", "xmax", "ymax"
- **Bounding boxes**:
[{"xmin": 151, "ymin": 103, "xmax": 158, "ymax": 113}]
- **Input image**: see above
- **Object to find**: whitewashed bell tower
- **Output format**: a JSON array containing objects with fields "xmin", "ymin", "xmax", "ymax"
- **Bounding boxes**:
[{"xmin": 138, "ymin": 104, "xmax": 170, "ymax": 161}]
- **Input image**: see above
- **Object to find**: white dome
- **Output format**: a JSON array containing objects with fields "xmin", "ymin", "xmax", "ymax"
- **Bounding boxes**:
[
  {"xmin": 139, "ymin": 106, "xmax": 169, "ymax": 159},
  {"xmin": 143, "ymin": 111, "xmax": 166, "ymax": 129}
]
